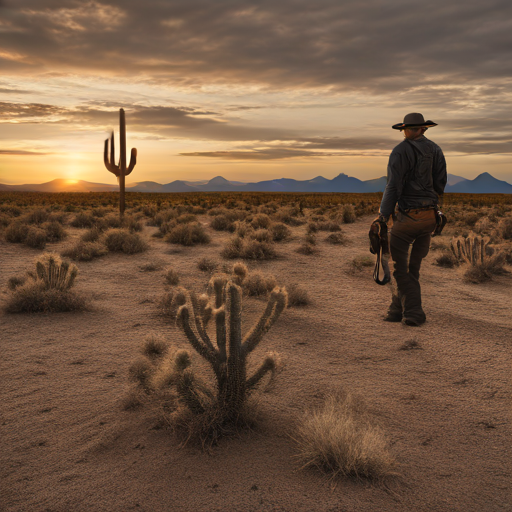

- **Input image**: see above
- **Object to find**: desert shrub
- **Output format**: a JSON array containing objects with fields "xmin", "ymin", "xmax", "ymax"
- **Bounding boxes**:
[
  {"xmin": 305, "ymin": 233, "xmax": 316, "ymax": 245},
  {"xmin": 71, "ymin": 211, "xmax": 96, "ymax": 228},
  {"xmin": 222, "ymin": 236, "xmax": 277, "ymax": 260},
  {"xmin": 296, "ymin": 242, "xmax": 317, "ymax": 255},
  {"xmin": 61, "ymin": 240, "xmax": 107, "ymax": 261},
  {"xmin": 251, "ymin": 228, "xmax": 272, "ymax": 243},
  {"xmin": 25, "ymin": 226, "xmax": 47, "ymax": 249},
  {"xmin": 139, "ymin": 262, "xmax": 162, "ymax": 272},
  {"xmin": 141, "ymin": 334, "xmax": 169, "ymax": 359},
  {"xmin": 130, "ymin": 277, "xmax": 287, "ymax": 446},
  {"xmin": 41, "ymin": 221, "xmax": 66, "ymax": 242},
  {"xmin": 91, "ymin": 207, "xmax": 109, "ymax": 218},
  {"xmin": 325, "ymin": 233, "xmax": 346, "ymax": 245},
  {"xmin": 125, "ymin": 216, "xmax": 143, "ymax": 233},
  {"xmin": 210, "ymin": 215, "xmax": 236, "ymax": 232},
  {"xmin": 497, "ymin": 218, "xmax": 512, "ymax": 240},
  {"xmin": 165, "ymin": 223, "xmax": 210, "ymax": 246},
  {"xmin": 286, "ymin": 283, "xmax": 310, "ymax": 306},
  {"xmin": 157, "ymin": 287, "xmax": 187, "ymax": 319},
  {"xmin": 5, "ymin": 222, "xmax": 29, "ymax": 243},
  {"xmin": 294, "ymin": 390, "xmax": 396, "ymax": 480},
  {"xmin": 165, "ymin": 268, "xmax": 180, "ymax": 286},
  {"xmin": 317, "ymin": 221, "xmax": 341, "ymax": 232},
  {"xmin": 270, "ymin": 223, "xmax": 291, "ymax": 242},
  {"xmin": 24, "ymin": 209, "xmax": 50, "ymax": 225},
  {"xmin": 460, "ymin": 212, "xmax": 479, "ymax": 228},
  {"xmin": 5, "ymin": 253, "xmax": 87, "ymax": 313},
  {"xmin": 435, "ymin": 252, "xmax": 458, "ymax": 268},
  {"xmin": 80, "ymin": 226, "xmax": 103, "ymax": 242},
  {"xmin": 103, "ymin": 229, "xmax": 148, "ymax": 254},
  {"xmin": 307, "ymin": 222, "xmax": 318, "ymax": 234},
  {"xmin": 463, "ymin": 255, "xmax": 507, "ymax": 283},
  {"xmin": 243, "ymin": 271, "xmax": 277, "ymax": 296},
  {"xmin": 197, "ymin": 257, "xmax": 218, "ymax": 272},
  {"xmin": 0, "ymin": 214, "xmax": 11, "ymax": 228},
  {"xmin": 100, "ymin": 213, "xmax": 124, "ymax": 230},
  {"xmin": 274, "ymin": 206, "xmax": 305, "ymax": 226},
  {"xmin": 342, "ymin": 205, "xmax": 356, "ymax": 224},
  {"xmin": 351, "ymin": 255, "xmax": 373, "ymax": 270},
  {"xmin": 250, "ymin": 214, "xmax": 271, "ymax": 230},
  {"xmin": 7, "ymin": 275, "xmax": 26, "ymax": 291}
]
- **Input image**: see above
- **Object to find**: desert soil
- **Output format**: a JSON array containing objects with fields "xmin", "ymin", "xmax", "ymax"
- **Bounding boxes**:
[{"xmin": 1, "ymin": 214, "xmax": 510, "ymax": 512}]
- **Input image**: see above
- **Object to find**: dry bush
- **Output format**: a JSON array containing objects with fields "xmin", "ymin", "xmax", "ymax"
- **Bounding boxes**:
[
  {"xmin": 307, "ymin": 222, "xmax": 318, "ymax": 234},
  {"xmin": 296, "ymin": 242, "xmax": 317, "ymax": 255},
  {"xmin": 103, "ymin": 228, "xmax": 148, "ymax": 254},
  {"xmin": 23, "ymin": 209, "xmax": 50, "ymax": 225},
  {"xmin": 7, "ymin": 275, "xmax": 26, "ymax": 291},
  {"xmin": 294, "ymin": 390, "xmax": 396, "ymax": 481},
  {"xmin": 5, "ymin": 222, "xmax": 29, "ymax": 243},
  {"xmin": 42, "ymin": 221, "xmax": 67, "ymax": 242},
  {"xmin": 317, "ymin": 221, "xmax": 342, "ymax": 232},
  {"xmin": 351, "ymin": 255, "xmax": 373, "ymax": 271},
  {"xmin": 435, "ymin": 252, "xmax": 458, "ymax": 268},
  {"xmin": 197, "ymin": 257, "xmax": 218, "ymax": 272},
  {"xmin": 342, "ymin": 205, "xmax": 356, "ymax": 224},
  {"xmin": 273, "ymin": 206, "xmax": 305, "ymax": 226},
  {"xmin": 497, "ymin": 217, "xmax": 512, "ymax": 240},
  {"xmin": 71, "ymin": 211, "xmax": 96, "ymax": 228},
  {"xmin": 463, "ymin": 255, "xmax": 508, "ymax": 283},
  {"xmin": 157, "ymin": 287, "xmax": 187, "ymax": 319},
  {"xmin": 325, "ymin": 233, "xmax": 346, "ymax": 245},
  {"xmin": 222, "ymin": 236, "xmax": 277, "ymax": 260},
  {"xmin": 25, "ymin": 226, "xmax": 47, "ymax": 249},
  {"xmin": 5, "ymin": 253, "xmax": 87, "ymax": 313},
  {"xmin": 270, "ymin": 223, "xmax": 291, "ymax": 242},
  {"xmin": 250, "ymin": 214, "xmax": 272, "ymax": 229},
  {"xmin": 62, "ymin": 240, "xmax": 108, "ymax": 261},
  {"xmin": 165, "ymin": 268, "xmax": 180, "ymax": 285},
  {"xmin": 80, "ymin": 226, "xmax": 103, "ymax": 242},
  {"xmin": 124, "ymin": 216, "xmax": 143, "ymax": 233},
  {"xmin": 243, "ymin": 271, "xmax": 277, "ymax": 296},
  {"xmin": 286, "ymin": 283, "xmax": 310, "ymax": 306},
  {"xmin": 139, "ymin": 262, "xmax": 162, "ymax": 272},
  {"xmin": 251, "ymin": 228, "xmax": 272, "ymax": 243},
  {"xmin": 210, "ymin": 215, "xmax": 236, "ymax": 232},
  {"xmin": 165, "ymin": 223, "xmax": 210, "ymax": 246}
]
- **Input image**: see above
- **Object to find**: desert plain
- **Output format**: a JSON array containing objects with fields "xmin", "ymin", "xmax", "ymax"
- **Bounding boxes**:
[{"xmin": 0, "ymin": 194, "xmax": 510, "ymax": 512}]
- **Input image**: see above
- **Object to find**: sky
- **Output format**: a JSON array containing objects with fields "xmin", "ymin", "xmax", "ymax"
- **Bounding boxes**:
[{"xmin": 0, "ymin": 0, "xmax": 511, "ymax": 186}]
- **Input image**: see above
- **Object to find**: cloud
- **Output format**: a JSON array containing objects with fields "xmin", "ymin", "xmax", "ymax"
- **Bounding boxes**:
[
  {"xmin": 0, "ymin": 149, "xmax": 48, "ymax": 155},
  {"xmin": 180, "ymin": 148, "xmax": 338, "ymax": 160},
  {"xmin": 0, "ymin": 1, "xmax": 511, "ymax": 92}
]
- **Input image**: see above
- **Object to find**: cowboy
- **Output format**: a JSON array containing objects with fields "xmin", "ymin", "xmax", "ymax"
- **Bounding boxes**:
[{"xmin": 377, "ymin": 112, "xmax": 447, "ymax": 326}]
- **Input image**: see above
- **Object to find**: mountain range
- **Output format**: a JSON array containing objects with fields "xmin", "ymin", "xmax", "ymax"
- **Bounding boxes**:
[{"xmin": 1, "ymin": 172, "xmax": 512, "ymax": 194}]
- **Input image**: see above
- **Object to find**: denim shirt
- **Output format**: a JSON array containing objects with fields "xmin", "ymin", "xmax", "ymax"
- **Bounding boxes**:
[{"xmin": 379, "ymin": 135, "xmax": 447, "ymax": 217}]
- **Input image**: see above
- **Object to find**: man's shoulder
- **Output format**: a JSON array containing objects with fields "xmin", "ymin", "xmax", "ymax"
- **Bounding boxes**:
[
  {"xmin": 391, "ymin": 139, "xmax": 409, "ymax": 155},
  {"xmin": 420, "ymin": 136, "xmax": 444, "ymax": 153}
]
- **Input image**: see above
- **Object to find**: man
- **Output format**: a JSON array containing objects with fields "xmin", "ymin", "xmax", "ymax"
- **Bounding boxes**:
[{"xmin": 378, "ymin": 112, "xmax": 447, "ymax": 326}]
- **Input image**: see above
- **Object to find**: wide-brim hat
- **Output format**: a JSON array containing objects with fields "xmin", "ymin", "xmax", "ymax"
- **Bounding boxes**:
[{"xmin": 392, "ymin": 112, "xmax": 438, "ymax": 130}]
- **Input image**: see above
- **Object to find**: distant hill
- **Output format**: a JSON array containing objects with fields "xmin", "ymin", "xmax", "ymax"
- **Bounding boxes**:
[
  {"xmin": 445, "ymin": 173, "xmax": 512, "ymax": 194},
  {"xmin": 2, "ymin": 172, "xmax": 511, "ymax": 193}
]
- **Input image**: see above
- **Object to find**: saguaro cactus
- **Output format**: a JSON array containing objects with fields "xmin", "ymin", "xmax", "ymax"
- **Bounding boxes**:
[{"xmin": 104, "ymin": 108, "xmax": 137, "ymax": 217}]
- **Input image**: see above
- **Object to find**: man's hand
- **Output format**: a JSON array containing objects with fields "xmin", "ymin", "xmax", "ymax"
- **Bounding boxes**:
[{"xmin": 375, "ymin": 213, "xmax": 389, "ymax": 224}]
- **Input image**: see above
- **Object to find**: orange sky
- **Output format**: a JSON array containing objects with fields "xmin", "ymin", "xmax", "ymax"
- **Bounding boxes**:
[{"xmin": 1, "ymin": 1, "xmax": 511, "ymax": 185}]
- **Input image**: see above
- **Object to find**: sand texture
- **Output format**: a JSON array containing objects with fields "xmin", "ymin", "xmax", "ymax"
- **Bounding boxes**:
[{"xmin": 1, "ymin": 215, "xmax": 510, "ymax": 512}]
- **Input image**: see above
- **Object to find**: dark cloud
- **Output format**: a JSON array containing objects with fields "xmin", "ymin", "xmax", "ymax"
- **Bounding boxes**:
[
  {"xmin": 0, "ymin": 0, "xmax": 510, "ymax": 91},
  {"xmin": 0, "ymin": 149, "xmax": 48, "ymax": 155},
  {"xmin": 180, "ymin": 149, "xmax": 337, "ymax": 160}
]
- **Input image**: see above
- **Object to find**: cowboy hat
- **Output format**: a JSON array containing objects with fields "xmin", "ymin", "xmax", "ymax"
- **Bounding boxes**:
[{"xmin": 392, "ymin": 112, "xmax": 438, "ymax": 130}]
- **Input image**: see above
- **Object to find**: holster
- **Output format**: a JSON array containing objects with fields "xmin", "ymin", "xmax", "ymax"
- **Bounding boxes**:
[{"xmin": 432, "ymin": 210, "xmax": 447, "ymax": 237}]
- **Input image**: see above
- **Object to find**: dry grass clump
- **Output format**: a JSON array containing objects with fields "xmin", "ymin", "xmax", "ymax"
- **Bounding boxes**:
[
  {"xmin": 164, "ymin": 268, "xmax": 180, "ymax": 285},
  {"xmin": 103, "ymin": 228, "xmax": 148, "ymax": 254},
  {"xmin": 497, "ymin": 217, "xmax": 512, "ymax": 240},
  {"xmin": 342, "ymin": 205, "xmax": 356, "ymax": 224},
  {"xmin": 294, "ymin": 390, "xmax": 396, "ymax": 481},
  {"xmin": 222, "ymin": 236, "xmax": 277, "ymax": 260},
  {"xmin": 325, "ymin": 233, "xmax": 346, "ymax": 245},
  {"xmin": 22, "ymin": 208, "xmax": 51, "ymax": 225},
  {"xmin": 4, "ymin": 219, "xmax": 67, "ymax": 249},
  {"xmin": 210, "ymin": 214, "xmax": 236, "ymax": 232},
  {"xmin": 286, "ymin": 283, "xmax": 310, "ymax": 306},
  {"xmin": 157, "ymin": 287, "xmax": 187, "ymax": 319},
  {"xmin": 139, "ymin": 262, "xmax": 162, "ymax": 272},
  {"xmin": 243, "ymin": 271, "xmax": 277, "ymax": 297},
  {"xmin": 61, "ymin": 240, "xmax": 108, "ymax": 261},
  {"xmin": 4, "ymin": 253, "xmax": 88, "ymax": 313},
  {"xmin": 273, "ymin": 206, "xmax": 305, "ymax": 226},
  {"xmin": 269, "ymin": 222, "xmax": 292, "ymax": 241},
  {"xmin": 250, "ymin": 213, "xmax": 272, "ymax": 229},
  {"xmin": 434, "ymin": 252, "xmax": 458, "ymax": 268},
  {"xmin": 7, "ymin": 275, "xmax": 26, "ymax": 291},
  {"xmin": 4, "ymin": 222, "xmax": 29, "ymax": 243},
  {"xmin": 165, "ymin": 222, "xmax": 210, "ymax": 246},
  {"xmin": 351, "ymin": 255, "xmax": 373, "ymax": 271},
  {"xmin": 297, "ymin": 233, "xmax": 318, "ymax": 255},
  {"xmin": 25, "ymin": 226, "xmax": 47, "ymax": 249},
  {"xmin": 71, "ymin": 211, "xmax": 96, "ymax": 228},
  {"xmin": 463, "ymin": 256, "xmax": 507, "ymax": 283},
  {"xmin": 197, "ymin": 257, "xmax": 218, "ymax": 272},
  {"xmin": 42, "ymin": 221, "xmax": 67, "ymax": 242}
]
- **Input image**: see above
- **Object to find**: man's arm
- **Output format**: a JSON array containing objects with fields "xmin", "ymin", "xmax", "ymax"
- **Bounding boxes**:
[
  {"xmin": 379, "ymin": 149, "xmax": 406, "ymax": 219},
  {"xmin": 432, "ymin": 147, "xmax": 447, "ymax": 205}
]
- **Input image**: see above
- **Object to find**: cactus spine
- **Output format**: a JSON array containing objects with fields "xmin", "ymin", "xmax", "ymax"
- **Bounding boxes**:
[
  {"xmin": 172, "ymin": 277, "xmax": 287, "ymax": 421},
  {"xmin": 103, "ymin": 108, "xmax": 137, "ymax": 217}
]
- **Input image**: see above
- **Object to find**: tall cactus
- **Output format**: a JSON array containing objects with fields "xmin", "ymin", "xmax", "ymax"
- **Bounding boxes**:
[
  {"xmin": 104, "ymin": 108, "xmax": 137, "ymax": 217},
  {"xmin": 450, "ymin": 233, "xmax": 490, "ymax": 265}
]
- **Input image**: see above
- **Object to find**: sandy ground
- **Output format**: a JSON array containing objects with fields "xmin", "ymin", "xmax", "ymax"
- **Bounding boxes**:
[{"xmin": 1, "ymin": 214, "xmax": 510, "ymax": 512}]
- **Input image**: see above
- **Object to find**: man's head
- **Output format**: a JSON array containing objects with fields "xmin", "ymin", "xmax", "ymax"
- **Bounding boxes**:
[{"xmin": 403, "ymin": 126, "xmax": 427, "ymax": 140}]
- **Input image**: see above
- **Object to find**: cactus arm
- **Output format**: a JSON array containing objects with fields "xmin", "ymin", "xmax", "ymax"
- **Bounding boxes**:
[
  {"xmin": 226, "ymin": 282, "xmax": 243, "ymax": 364},
  {"xmin": 190, "ymin": 292, "xmax": 216, "ymax": 353},
  {"xmin": 104, "ymin": 136, "xmax": 119, "ymax": 175},
  {"xmin": 242, "ymin": 288, "xmax": 287, "ymax": 356},
  {"xmin": 214, "ymin": 307, "xmax": 227, "ymax": 363},
  {"xmin": 126, "ymin": 148, "xmax": 137, "ymax": 175},
  {"xmin": 246, "ymin": 354, "xmax": 277, "ymax": 391},
  {"xmin": 176, "ymin": 306, "xmax": 218, "ymax": 365}
]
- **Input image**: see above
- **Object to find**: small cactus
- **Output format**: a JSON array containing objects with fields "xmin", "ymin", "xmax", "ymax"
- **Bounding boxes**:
[
  {"xmin": 33, "ymin": 253, "xmax": 78, "ymax": 291},
  {"xmin": 131, "ymin": 275, "xmax": 288, "ymax": 438},
  {"xmin": 104, "ymin": 108, "xmax": 137, "ymax": 217},
  {"xmin": 450, "ymin": 233, "xmax": 490, "ymax": 266}
]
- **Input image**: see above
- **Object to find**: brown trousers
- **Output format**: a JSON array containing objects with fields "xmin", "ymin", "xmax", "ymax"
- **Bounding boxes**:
[{"xmin": 387, "ymin": 209, "xmax": 437, "ymax": 322}]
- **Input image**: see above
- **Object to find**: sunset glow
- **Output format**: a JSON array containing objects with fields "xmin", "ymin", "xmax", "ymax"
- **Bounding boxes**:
[{"xmin": 0, "ymin": 1, "xmax": 511, "ymax": 186}]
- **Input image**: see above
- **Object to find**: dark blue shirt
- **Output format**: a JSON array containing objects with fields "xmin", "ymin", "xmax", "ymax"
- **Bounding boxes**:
[{"xmin": 379, "ymin": 135, "xmax": 447, "ymax": 217}]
